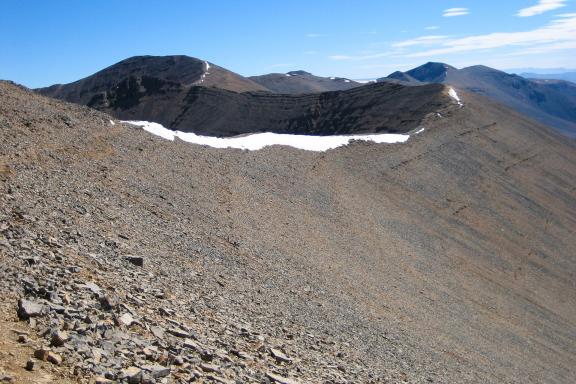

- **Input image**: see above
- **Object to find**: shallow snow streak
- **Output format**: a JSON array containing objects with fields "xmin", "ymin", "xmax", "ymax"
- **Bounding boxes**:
[
  {"xmin": 448, "ymin": 87, "xmax": 463, "ymax": 107},
  {"xmin": 123, "ymin": 121, "xmax": 423, "ymax": 152},
  {"xmin": 197, "ymin": 61, "xmax": 211, "ymax": 84}
]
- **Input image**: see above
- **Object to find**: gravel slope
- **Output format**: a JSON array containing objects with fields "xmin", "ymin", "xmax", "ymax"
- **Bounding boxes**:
[{"xmin": 1, "ymin": 81, "xmax": 576, "ymax": 383}]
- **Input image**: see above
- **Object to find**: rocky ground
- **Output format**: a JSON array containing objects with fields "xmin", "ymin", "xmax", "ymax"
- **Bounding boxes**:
[{"xmin": 1, "ymin": 80, "xmax": 576, "ymax": 383}]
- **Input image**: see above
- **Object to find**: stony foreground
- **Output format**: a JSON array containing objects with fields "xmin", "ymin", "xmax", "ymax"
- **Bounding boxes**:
[{"xmin": 1, "ymin": 81, "xmax": 576, "ymax": 383}]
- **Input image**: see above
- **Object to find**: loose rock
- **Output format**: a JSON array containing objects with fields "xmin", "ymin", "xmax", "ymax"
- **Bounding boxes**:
[
  {"xmin": 17, "ymin": 299, "xmax": 44, "ymax": 320},
  {"xmin": 124, "ymin": 256, "xmax": 144, "ymax": 267}
]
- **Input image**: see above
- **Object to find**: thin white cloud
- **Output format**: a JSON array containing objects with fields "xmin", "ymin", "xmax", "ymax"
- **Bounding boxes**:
[
  {"xmin": 443, "ymin": 8, "xmax": 469, "ymax": 17},
  {"xmin": 425, "ymin": 26, "xmax": 439, "ymax": 30},
  {"xmin": 392, "ymin": 35, "xmax": 451, "ymax": 48},
  {"xmin": 401, "ymin": 13, "xmax": 576, "ymax": 57},
  {"xmin": 303, "ymin": 50, "xmax": 319, "ymax": 55},
  {"xmin": 517, "ymin": 0, "xmax": 566, "ymax": 17},
  {"xmin": 504, "ymin": 40, "xmax": 576, "ymax": 55},
  {"xmin": 329, "ymin": 51, "xmax": 395, "ymax": 61},
  {"xmin": 306, "ymin": 33, "xmax": 328, "ymax": 38}
]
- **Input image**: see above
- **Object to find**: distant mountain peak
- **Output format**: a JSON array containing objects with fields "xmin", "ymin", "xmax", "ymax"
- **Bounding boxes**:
[
  {"xmin": 249, "ymin": 71, "xmax": 360, "ymax": 94},
  {"xmin": 286, "ymin": 70, "xmax": 312, "ymax": 76},
  {"xmin": 406, "ymin": 62, "xmax": 456, "ymax": 83},
  {"xmin": 387, "ymin": 61, "xmax": 576, "ymax": 136}
]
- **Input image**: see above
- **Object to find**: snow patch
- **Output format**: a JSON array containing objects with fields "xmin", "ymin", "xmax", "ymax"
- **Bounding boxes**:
[
  {"xmin": 110, "ymin": 120, "xmax": 115, "ymax": 125},
  {"xmin": 197, "ymin": 61, "xmax": 211, "ymax": 84},
  {"xmin": 344, "ymin": 79, "xmax": 351, "ymax": 83},
  {"xmin": 123, "ymin": 121, "xmax": 422, "ymax": 152},
  {"xmin": 448, "ymin": 87, "xmax": 463, "ymax": 107}
]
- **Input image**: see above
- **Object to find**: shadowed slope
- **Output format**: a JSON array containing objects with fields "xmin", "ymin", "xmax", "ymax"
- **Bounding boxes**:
[{"xmin": 42, "ymin": 75, "xmax": 455, "ymax": 136}]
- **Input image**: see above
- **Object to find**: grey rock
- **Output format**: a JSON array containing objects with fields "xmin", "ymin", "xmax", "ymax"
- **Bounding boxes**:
[
  {"xmin": 199, "ymin": 363, "xmax": 219, "ymax": 373},
  {"xmin": 50, "ymin": 329, "xmax": 69, "ymax": 347},
  {"xmin": 166, "ymin": 328, "xmax": 190, "ymax": 338},
  {"xmin": 118, "ymin": 313, "xmax": 134, "ymax": 327},
  {"xmin": 17, "ymin": 299, "xmax": 45, "ymax": 320},
  {"xmin": 142, "ymin": 364, "xmax": 171, "ymax": 378},
  {"xmin": 150, "ymin": 326, "xmax": 165, "ymax": 339},
  {"xmin": 49, "ymin": 303, "xmax": 66, "ymax": 314},
  {"xmin": 183, "ymin": 338, "xmax": 201, "ymax": 351},
  {"xmin": 123, "ymin": 366, "xmax": 143, "ymax": 384},
  {"xmin": 99, "ymin": 294, "xmax": 120, "ymax": 311},
  {"xmin": 266, "ymin": 372, "xmax": 301, "ymax": 384},
  {"xmin": 124, "ymin": 255, "xmax": 144, "ymax": 267},
  {"xmin": 83, "ymin": 282, "xmax": 102, "ymax": 295},
  {"xmin": 270, "ymin": 348, "xmax": 291, "ymax": 363}
]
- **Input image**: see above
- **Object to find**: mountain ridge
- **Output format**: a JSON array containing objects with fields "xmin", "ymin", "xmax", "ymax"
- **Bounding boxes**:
[
  {"xmin": 382, "ymin": 62, "xmax": 576, "ymax": 137},
  {"xmin": 36, "ymin": 56, "xmax": 457, "ymax": 137}
]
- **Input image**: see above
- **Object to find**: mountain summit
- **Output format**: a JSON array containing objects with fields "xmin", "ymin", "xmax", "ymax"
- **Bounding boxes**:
[
  {"xmin": 37, "ymin": 55, "xmax": 269, "ymax": 103},
  {"xmin": 405, "ymin": 62, "xmax": 457, "ymax": 83},
  {"xmin": 382, "ymin": 63, "xmax": 576, "ymax": 136}
]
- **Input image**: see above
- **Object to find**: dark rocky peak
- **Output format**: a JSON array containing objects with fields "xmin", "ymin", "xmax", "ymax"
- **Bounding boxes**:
[
  {"xmin": 406, "ymin": 62, "xmax": 457, "ymax": 82},
  {"xmin": 98, "ymin": 55, "xmax": 207, "ymax": 86}
]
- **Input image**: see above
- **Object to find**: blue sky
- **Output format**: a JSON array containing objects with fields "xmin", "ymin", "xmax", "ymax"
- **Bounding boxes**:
[{"xmin": 1, "ymin": 0, "xmax": 575, "ymax": 87}]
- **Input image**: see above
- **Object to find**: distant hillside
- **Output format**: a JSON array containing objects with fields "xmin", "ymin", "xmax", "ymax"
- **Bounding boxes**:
[
  {"xmin": 382, "ymin": 71, "xmax": 421, "ymax": 84},
  {"xmin": 520, "ymin": 72, "xmax": 576, "ymax": 83},
  {"xmin": 383, "ymin": 62, "xmax": 576, "ymax": 136},
  {"xmin": 249, "ymin": 70, "xmax": 360, "ymax": 94}
]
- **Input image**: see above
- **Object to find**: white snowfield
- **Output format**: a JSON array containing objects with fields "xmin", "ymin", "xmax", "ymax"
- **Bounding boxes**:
[
  {"xmin": 448, "ymin": 87, "xmax": 463, "ymax": 107},
  {"xmin": 123, "ymin": 121, "xmax": 425, "ymax": 152}
]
